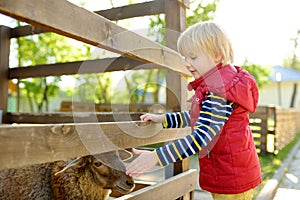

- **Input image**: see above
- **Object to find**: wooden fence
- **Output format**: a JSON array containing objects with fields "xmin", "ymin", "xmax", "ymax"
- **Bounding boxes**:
[
  {"xmin": 250, "ymin": 106, "xmax": 300, "ymax": 154},
  {"xmin": 59, "ymin": 102, "xmax": 300, "ymax": 155},
  {"xmin": 20, "ymin": 101, "xmax": 300, "ymax": 156},
  {"xmin": 57, "ymin": 102, "xmax": 300, "ymax": 155},
  {"xmin": 249, "ymin": 106, "xmax": 275, "ymax": 154},
  {"xmin": 0, "ymin": 0, "xmax": 197, "ymax": 199},
  {"xmin": 274, "ymin": 108, "xmax": 300, "ymax": 152},
  {"xmin": 1, "ymin": 1, "xmax": 299, "ymax": 199},
  {"xmin": 60, "ymin": 102, "xmax": 300, "ymax": 155},
  {"xmin": 60, "ymin": 101, "xmax": 155, "ymax": 112}
]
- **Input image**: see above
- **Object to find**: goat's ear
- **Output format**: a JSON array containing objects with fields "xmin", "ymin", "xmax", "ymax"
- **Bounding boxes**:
[
  {"xmin": 54, "ymin": 157, "xmax": 86, "ymax": 176},
  {"xmin": 118, "ymin": 149, "xmax": 133, "ymax": 161},
  {"xmin": 94, "ymin": 150, "xmax": 127, "ymax": 171}
]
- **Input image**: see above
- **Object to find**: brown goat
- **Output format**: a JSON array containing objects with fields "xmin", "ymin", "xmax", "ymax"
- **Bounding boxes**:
[{"xmin": 0, "ymin": 150, "xmax": 135, "ymax": 200}]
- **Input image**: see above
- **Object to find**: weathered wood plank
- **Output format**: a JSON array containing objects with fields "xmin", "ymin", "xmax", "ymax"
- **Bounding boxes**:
[
  {"xmin": 59, "ymin": 101, "xmax": 156, "ymax": 112},
  {"xmin": 0, "ymin": 26, "xmax": 10, "ymax": 121},
  {"xmin": 10, "ymin": 1, "xmax": 165, "ymax": 38},
  {"xmin": 116, "ymin": 169, "xmax": 197, "ymax": 200},
  {"xmin": 9, "ymin": 57, "xmax": 158, "ymax": 79},
  {"xmin": 6, "ymin": 112, "xmax": 142, "ymax": 124},
  {"xmin": 177, "ymin": 0, "xmax": 190, "ymax": 8},
  {"xmin": 10, "ymin": 25, "xmax": 46, "ymax": 38},
  {"xmin": 165, "ymin": 0, "xmax": 188, "ymax": 112},
  {"xmin": 0, "ymin": 0, "xmax": 189, "ymax": 76},
  {"xmin": 164, "ymin": 4, "xmax": 191, "ymax": 198},
  {"xmin": 0, "ymin": 122, "xmax": 190, "ymax": 170},
  {"xmin": 95, "ymin": 0, "xmax": 164, "ymax": 21}
]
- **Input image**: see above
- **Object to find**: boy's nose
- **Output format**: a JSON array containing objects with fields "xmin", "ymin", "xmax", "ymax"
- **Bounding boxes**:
[{"xmin": 185, "ymin": 63, "xmax": 193, "ymax": 70}]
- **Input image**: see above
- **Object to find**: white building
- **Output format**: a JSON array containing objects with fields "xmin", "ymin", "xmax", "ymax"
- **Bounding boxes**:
[{"xmin": 259, "ymin": 66, "xmax": 300, "ymax": 109}]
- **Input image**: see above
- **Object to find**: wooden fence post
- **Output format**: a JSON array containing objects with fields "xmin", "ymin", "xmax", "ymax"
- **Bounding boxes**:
[
  {"xmin": 164, "ymin": 1, "xmax": 192, "ymax": 199},
  {"xmin": 267, "ymin": 106, "xmax": 276, "ymax": 154},
  {"xmin": 165, "ymin": 0, "xmax": 188, "ymax": 112},
  {"xmin": 0, "ymin": 25, "xmax": 11, "ymax": 123}
]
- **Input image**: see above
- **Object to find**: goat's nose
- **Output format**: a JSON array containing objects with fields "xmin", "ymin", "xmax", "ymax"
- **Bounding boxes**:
[{"xmin": 126, "ymin": 180, "xmax": 134, "ymax": 188}]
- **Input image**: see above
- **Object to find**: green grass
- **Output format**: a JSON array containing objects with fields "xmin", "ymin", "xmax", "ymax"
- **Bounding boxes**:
[{"xmin": 253, "ymin": 131, "xmax": 300, "ymax": 198}]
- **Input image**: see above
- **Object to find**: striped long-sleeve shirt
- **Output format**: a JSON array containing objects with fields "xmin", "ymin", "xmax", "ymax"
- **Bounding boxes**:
[{"xmin": 154, "ymin": 92, "xmax": 235, "ymax": 166}]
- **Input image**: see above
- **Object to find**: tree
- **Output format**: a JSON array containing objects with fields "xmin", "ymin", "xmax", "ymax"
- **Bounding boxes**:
[
  {"xmin": 286, "ymin": 29, "xmax": 300, "ymax": 70},
  {"xmin": 121, "ymin": 69, "xmax": 164, "ymax": 104},
  {"xmin": 74, "ymin": 73, "xmax": 112, "ymax": 104},
  {"xmin": 283, "ymin": 29, "xmax": 300, "ymax": 107},
  {"xmin": 242, "ymin": 59, "xmax": 271, "ymax": 89},
  {"xmin": 15, "ymin": 21, "xmax": 91, "ymax": 112},
  {"xmin": 122, "ymin": 0, "xmax": 220, "ymax": 104},
  {"xmin": 69, "ymin": 0, "xmax": 220, "ymax": 106},
  {"xmin": 186, "ymin": 0, "xmax": 219, "ymax": 27}
]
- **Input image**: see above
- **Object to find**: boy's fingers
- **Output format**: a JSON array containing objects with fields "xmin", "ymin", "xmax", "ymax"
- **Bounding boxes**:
[
  {"xmin": 126, "ymin": 161, "xmax": 138, "ymax": 175},
  {"xmin": 140, "ymin": 115, "xmax": 146, "ymax": 121},
  {"xmin": 132, "ymin": 148, "xmax": 144, "ymax": 155},
  {"xmin": 127, "ymin": 165, "xmax": 146, "ymax": 177},
  {"xmin": 140, "ymin": 113, "xmax": 150, "ymax": 121},
  {"xmin": 126, "ymin": 163, "xmax": 145, "ymax": 177}
]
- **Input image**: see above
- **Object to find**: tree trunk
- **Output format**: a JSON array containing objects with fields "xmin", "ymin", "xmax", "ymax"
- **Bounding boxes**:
[
  {"xmin": 290, "ymin": 83, "xmax": 298, "ymax": 108},
  {"xmin": 141, "ymin": 70, "xmax": 153, "ymax": 103}
]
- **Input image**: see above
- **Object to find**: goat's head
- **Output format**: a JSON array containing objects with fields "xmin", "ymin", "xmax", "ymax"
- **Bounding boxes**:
[{"xmin": 54, "ymin": 150, "xmax": 135, "ymax": 194}]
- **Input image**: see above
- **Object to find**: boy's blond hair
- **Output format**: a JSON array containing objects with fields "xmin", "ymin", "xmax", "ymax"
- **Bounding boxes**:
[{"xmin": 177, "ymin": 21, "xmax": 234, "ymax": 65}]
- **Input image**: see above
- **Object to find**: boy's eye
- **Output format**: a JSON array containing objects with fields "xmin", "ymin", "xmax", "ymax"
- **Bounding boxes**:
[{"xmin": 188, "ymin": 54, "xmax": 197, "ymax": 59}]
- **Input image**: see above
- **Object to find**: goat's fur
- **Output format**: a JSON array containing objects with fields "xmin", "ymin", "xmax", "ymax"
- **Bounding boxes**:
[{"xmin": 0, "ymin": 151, "xmax": 135, "ymax": 200}]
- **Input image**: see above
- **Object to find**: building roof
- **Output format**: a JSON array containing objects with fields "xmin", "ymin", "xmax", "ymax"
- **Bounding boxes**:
[{"xmin": 270, "ymin": 65, "xmax": 300, "ymax": 82}]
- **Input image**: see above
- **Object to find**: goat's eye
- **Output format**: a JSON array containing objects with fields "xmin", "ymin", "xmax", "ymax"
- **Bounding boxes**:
[{"xmin": 93, "ymin": 162, "xmax": 102, "ymax": 167}]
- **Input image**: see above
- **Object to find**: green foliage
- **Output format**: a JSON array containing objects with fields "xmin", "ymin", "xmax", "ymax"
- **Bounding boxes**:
[
  {"xmin": 283, "ymin": 29, "xmax": 300, "ymax": 70},
  {"xmin": 17, "ymin": 32, "xmax": 90, "ymax": 66},
  {"xmin": 186, "ymin": 0, "xmax": 219, "ymax": 27},
  {"xmin": 148, "ymin": 0, "xmax": 219, "ymax": 44},
  {"xmin": 148, "ymin": 14, "xmax": 165, "ymax": 44},
  {"xmin": 283, "ymin": 57, "xmax": 300, "ymax": 70},
  {"xmin": 129, "ymin": 0, "xmax": 219, "ymax": 105},
  {"xmin": 242, "ymin": 60, "xmax": 271, "ymax": 89},
  {"xmin": 74, "ymin": 73, "xmax": 112, "ymax": 104},
  {"xmin": 121, "ymin": 69, "xmax": 165, "ymax": 104},
  {"xmin": 15, "ymin": 26, "xmax": 91, "ymax": 112}
]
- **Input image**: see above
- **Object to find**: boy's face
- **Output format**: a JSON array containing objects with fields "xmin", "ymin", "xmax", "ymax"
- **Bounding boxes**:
[{"xmin": 185, "ymin": 52, "xmax": 217, "ymax": 79}]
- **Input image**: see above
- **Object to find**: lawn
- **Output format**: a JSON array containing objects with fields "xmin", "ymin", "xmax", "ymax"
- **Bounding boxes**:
[{"xmin": 253, "ymin": 131, "xmax": 300, "ymax": 198}]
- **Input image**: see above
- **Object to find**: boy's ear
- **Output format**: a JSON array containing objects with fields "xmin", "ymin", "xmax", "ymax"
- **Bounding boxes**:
[{"xmin": 213, "ymin": 51, "xmax": 223, "ymax": 63}]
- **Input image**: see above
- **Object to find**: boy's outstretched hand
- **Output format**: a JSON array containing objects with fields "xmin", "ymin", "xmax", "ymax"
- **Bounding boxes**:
[
  {"xmin": 126, "ymin": 148, "xmax": 158, "ymax": 177},
  {"xmin": 140, "ymin": 113, "xmax": 164, "ymax": 123},
  {"xmin": 126, "ymin": 113, "xmax": 163, "ymax": 177}
]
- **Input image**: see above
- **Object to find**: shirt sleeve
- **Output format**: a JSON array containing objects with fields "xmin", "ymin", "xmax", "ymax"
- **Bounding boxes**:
[
  {"xmin": 155, "ymin": 93, "xmax": 235, "ymax": 166},
  {"xmin": 162, "ymin": 111, "xmax": 191, "ymax": 128}
]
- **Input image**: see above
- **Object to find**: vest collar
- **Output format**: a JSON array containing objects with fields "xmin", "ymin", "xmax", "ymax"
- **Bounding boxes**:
[{"xmin": 187, "ymin": 63, "xmax": 223, "ymax": 91}]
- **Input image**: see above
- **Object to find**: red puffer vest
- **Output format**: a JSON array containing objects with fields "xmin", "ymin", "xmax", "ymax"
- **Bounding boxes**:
[{"xmin": 188, "ymin": 64, "xmax": 262, "ymax": 194}]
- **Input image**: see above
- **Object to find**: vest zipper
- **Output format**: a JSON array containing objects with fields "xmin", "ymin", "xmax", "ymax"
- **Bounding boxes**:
[
  {"xmin": 209, "ymin": 151, "xmax": 218, "ymax": 181},
  {"xmin": 207, "ymin": 149, "xmax": 210, "ymax": 158}
]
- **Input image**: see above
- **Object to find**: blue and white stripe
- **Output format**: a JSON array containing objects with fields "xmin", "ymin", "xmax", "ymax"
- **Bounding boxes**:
[{"xmin": 156, "ymin": 92, "xmax": 235, "ymax": 166}]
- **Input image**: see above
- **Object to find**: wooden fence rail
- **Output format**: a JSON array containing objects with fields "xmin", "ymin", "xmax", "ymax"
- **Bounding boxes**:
[
  {"xmin": 4, "ymin": 104, "xmax": 300, "ymax": 156},
  {"xmin": 249, "ymin": 106, "xmax": 300, "ymax": 154},
  {"xmin": 57, "ymin": 102, "xmax": 300, "ymax": 155},
  {"xmin": 0, "ymin": 0, "xmax": 190, "ymax": 77},
  {"xmin": 4, "ymin": 105, "xmax": 300, "ymax": 157}
]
